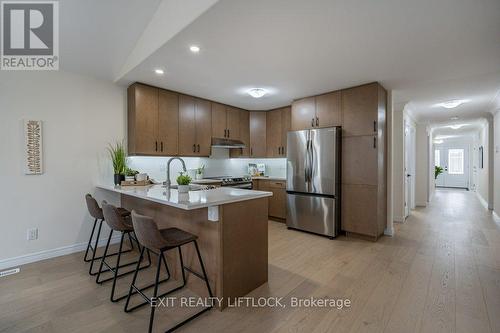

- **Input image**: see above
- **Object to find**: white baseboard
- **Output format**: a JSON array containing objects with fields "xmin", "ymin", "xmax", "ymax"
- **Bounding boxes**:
[
  {"xmin": 384, "ymin": 227, "xmax": 394, "ymax": 236},
  {"xmin": 476, "ymin": 192, "xmax": 490, "ymax": 210},
  {"xmin": 415, "ymin": 201, "xmax": 427, "ymax": 207},
  {"xmin": 0, "ymin": 235, "xmax": 122, "ymax": 271}
]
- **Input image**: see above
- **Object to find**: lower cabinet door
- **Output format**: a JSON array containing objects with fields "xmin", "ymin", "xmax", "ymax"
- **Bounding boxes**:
[
  {"xmin": 341, "ymin": 184, "xmax": 378, "ymax": 237},
  {"xmin": 268, "ymin": 188, "xmax": 286, "ymax": 219}
]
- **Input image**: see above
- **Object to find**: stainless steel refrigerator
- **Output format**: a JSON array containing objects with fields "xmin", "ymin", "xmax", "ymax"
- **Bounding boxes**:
[{"xmin": 286, "ymin": 127, "xmax": 341, "ymax": 238}]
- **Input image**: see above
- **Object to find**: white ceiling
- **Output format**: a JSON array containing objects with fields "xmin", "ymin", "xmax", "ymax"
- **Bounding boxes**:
[{"xmin": 61, "ymin": 0, "xmax": 500, "ymax": 119}]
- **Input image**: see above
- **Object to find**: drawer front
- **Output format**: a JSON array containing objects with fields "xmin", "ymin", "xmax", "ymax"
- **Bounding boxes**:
[{"xmin": 259, "ymin": 180, "xmax": 285, "ymax": 189}]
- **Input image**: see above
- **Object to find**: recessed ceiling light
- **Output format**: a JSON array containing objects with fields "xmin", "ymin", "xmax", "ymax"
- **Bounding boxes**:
[
  {"xmin": 435, "ymin": 99, "xmax": 469, "ymax": 109},
  {"xmin": 189, "ymin": 45, "xmax": 200, "ymax": 53},
  {"xmin": 247, "ymin": 88, "xmax": 267, "ymax": 98},
  {"xmin": 154, "ymin": 68, "xmax": 164, "ymax": 75}
]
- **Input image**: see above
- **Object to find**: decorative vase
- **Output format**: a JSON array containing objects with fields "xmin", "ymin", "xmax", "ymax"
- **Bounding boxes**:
[
  {"xmin": 177, "ymin": 185, "xmax": 190, "ymax": 193},
  {"xmin": 114, "ymin": 174, "xmax": 125, "ymax": 185}
]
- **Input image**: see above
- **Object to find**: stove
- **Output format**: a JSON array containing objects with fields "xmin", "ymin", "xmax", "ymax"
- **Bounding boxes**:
[{"xmin": 203, "ymin": 175, "xmax": 253, "ymax": 189}]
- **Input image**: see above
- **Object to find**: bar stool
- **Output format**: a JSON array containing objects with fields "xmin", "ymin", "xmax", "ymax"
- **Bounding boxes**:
[
  {"xmin": 84, "ymin": 194, "xmax": 134, "ymax": 275},
  {"xmin": 126, "ymin": 211, "xmax": 214, "ymax": 333},
  {"xmin": 96, "ymin": 202, "xmax": 152, "ymax": 302}
]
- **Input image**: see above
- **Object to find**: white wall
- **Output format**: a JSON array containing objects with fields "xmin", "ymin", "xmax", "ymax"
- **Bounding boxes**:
[
  {"xmin": 415, "ymin": 123, "xmax": 429, "ymax": 206},
  {"xmin": 0, "ymin": 71, "xmax": 126, "ymax": 265},
  {"xmin": 494, "ymin": 112, "xmax": 500, "ymax": 215},
  {"xmin": 392, "ymin": 105, "xmax": 405, "ymax": 222}
]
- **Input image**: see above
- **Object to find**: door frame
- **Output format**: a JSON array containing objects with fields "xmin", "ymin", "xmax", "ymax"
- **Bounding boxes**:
[
  {"xmin": 404, "ymin": 120, "xmax": 416, "ymax": 219},
  {"xmin": 434, "ymin": 142, "xmax": 471, "ymax": 189}
]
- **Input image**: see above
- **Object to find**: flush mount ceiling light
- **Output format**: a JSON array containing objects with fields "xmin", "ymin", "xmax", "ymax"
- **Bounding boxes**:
[
  {"xmin": 247, "ymin": 88, "xmax": 267, "ymax": 98},
  {"xmin": 448, "ymin": 124, "xmax": 467, "ymax": 130},
  {"xmin": 450, "ymin": 116, "xmax": 459, "ymax": 120},
  {"xmin": 154, "ymin": 68, "xmax": 164, "ymax": 75},
  {"xmin": 189, "ymin": 45, "xmax": 200, "ymax": 53},
  {"xmin": 434, "ymin": 140, "xmax": 444, "ymax": 144},
  {"xmin": 435, "ymin": 99, "xmax": 469, "ymax": 109}
]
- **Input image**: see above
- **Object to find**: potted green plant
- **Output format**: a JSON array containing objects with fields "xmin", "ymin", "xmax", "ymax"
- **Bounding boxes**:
[
  {"xmin": 176, "ymin": 172, "xmax": 192, "ymax": 193},
  {"xmin": 434, "ymin": 166, "xmax": 443, "ymax": 180},
  {"xmin": 125, "ymin": 167, "xmax": 139, "ymax": 181},
  {"xmin": 107, "ymin": 141, "xmax": 126, "ymax": 185},
  {"xmin": 195, "ymin": 164, "xmax": 205, "ymax": 180}
]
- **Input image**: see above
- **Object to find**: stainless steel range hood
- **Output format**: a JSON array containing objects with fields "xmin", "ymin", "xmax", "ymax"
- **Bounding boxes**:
[{"xmin": 211, "ymin": 137, "xmax": 246, "ymax": 149}]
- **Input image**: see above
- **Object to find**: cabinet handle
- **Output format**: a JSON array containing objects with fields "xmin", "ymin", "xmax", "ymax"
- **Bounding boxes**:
[
  {"xmin": 373, "ymin": 136, "xmax": 377, "ymax": 148},
  {"xmin": 278, "ymin": 147, "xmax": 281, "ymax": 155},
  {"xmin": 155, "ymin": 141, "xmax": 158, "ymax": 152},
  {"xmin": 316, "ymin": 117, "xmax": 319, "ymax": 127},
  {"xmin": 224, "ymin": 129, "xmax": 227, "ymax": 137},
  {"xmin": 373, "ymin": 120, "xmax": 377, "ymax": 132},
  {"xmin": 250, "ymin": 147, "xmax": 253, "ymax": 156},
  {"xmin": 227, "ymin": 129, "xmax": 230, "ymax": 137},
  {"xmin": 160, "ymin": 141, "xmax": 163, "ymax": 152},
  {"xmin": 282, "ymin": 146, "xmax": 285, "ymax": 155},
  {"xmin": 193, "ymin": 144, "xmax": 196, "ymax": 153},
  {"xmin": 197, "ymin": 144, "xmax": 200, "ymax": 152},
  {"xmin": 311, "ymin": 118, "xmax": 315, "ymax": 127}
]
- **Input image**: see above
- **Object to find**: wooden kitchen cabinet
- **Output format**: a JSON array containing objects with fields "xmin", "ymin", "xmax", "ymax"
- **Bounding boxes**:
[
  {"xmin": 291, "ymin": 97, "xmax": 315, "ymax": 131},
  {"xmin": 128, "ymin": 83, "xmax": 178, "ymax": 156},
  {"xmin": 211, "ymin": 103, "xmax": 240, "ymax": 139},
  {"xmin": 230, "ymin": 110, "xmax": 250, "ymax": 158},
  {"xmin": 255, "ymin": 180, "xmax": 286, "ymax": 221},
  {"xmin": 158, "ymin": 90, "xmax": 179, "ymax": 155},
  {"xmin": 342, "ymin": 184, "xmax": 380, "ymax": 238},
  {"xmin": 178, "ymin": 95, "xmax": 212, "ymax": 156},
  {"xmin": 249, "ymin": 111, "xmax": 267, "ymax": 157},
  {"xmin": 341, "ymin": 82, "xmax": 380, "ymax": 137},
  {"xmin": 266, "ymin": 109, "xmax": 281, "ymax": 157},
  {"xmin": 342, "ymin": 135, "xmax": 378, "ymax": 186},
  {"xmin": 316, "ymin": 91, "xmax": 341, "ymax": 128},
  {"xmin": 266, "ymin": 107, "xmax": 291, "ymax": 157}
]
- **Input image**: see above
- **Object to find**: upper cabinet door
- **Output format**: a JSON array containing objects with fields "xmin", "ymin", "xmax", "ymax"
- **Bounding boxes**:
[
  {"xmin": 266, "ymin": 109, "xmax": 282, "ymax": 157},
  {"xmin": 291, "ymin": 97, "xmax": 315, "ymax": 131},
  {"xmin": 178, "ymin": 95, "xmax": 197, "ymax": 155},
  {"xmin": 158, "ymin": 90, "xmax": 179, "ymax": 156},
  {"xmin": 230, "ymin": 110, "xmax": 250, "ymax": 158},
  {"xmin": 195, "ymin": 98, "xmax": 212, "ymax": 156},
  {"xmin": 250, "ymin": 112, "xmax": 267, "ymax": 157},
  {"xmin": 280, "ymin": 106, "xmax": 291, "ymax": 155},
  {"xmin": 128, "ymin": 84, "xmax": 159, "ymax": 155},
  {"xmin": 341, "ymin": 83, "xmax": 379, "ymax": 136},
  {"xmin": 316, "ymin": 91, "xmax": 341, "ymax": 128},
  {"xmin": 226, "ymin": 106, "xmax": 240, "ymax": 139},
  {"xmin": 211, "ymin": 102, "xmax": 226, "ymax": 138}
]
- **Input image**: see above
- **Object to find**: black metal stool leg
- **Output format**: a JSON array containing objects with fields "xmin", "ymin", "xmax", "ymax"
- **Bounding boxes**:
[
  {"xmin": 95, "ymin": 229, "xmax": 113, "ymax": 283},
  {"xmin": 194, "ymin": 240, "xmax": 213, "ymax": 298},
  {"xmin": 84, "ymin": 218, "xmax": 98, "ymax": 262},
  {"xmin": 128, "ymin": 232, "xmax": 135, "ymax": 251},
  {"xmin": 110, "ymin": 232, "xmax": 126, "ymax": 302},
  {"xmin": 88, "ymin": 219, "xmax": 104, "ymax": 275},
  {"xmin": 125, "ymin": 246, "xmax": 145, "ymax": 312},
  {"xmin": 149, "ymin": 252, "xmax": 163, "ymax": 333}
]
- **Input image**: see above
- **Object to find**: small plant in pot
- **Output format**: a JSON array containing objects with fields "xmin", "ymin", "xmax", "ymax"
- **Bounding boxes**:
[
  {"xmin": 195, "ymin": 164, "xmax": 205, "ymax": 180},
  {"xmin": 107, "ymin": 141, "xmax": 126, "ymax": 185},
  {"xmin": 125, "ymin": 167, "xmax": 139, "ymax": 181},
  {"xmin": 434, "ymin": 166, "xmax": 444, "ymax": 180},
  {"xmin": 176, "ymin": 172, "xmax": 192, "ymax": 193}
]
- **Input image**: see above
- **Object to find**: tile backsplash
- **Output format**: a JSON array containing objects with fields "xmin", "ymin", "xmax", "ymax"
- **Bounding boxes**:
[{"xmin": 127, "ymin": 148, "xmax": 286, "ymax": 183}]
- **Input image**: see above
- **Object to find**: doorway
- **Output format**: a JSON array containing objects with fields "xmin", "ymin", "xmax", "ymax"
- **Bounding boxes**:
[
  {"xmin": 404, "ymin": 121, "xmax": 416, "ymax": 218},
  {"xmin": 435, "ymin": 145, "xmax": 469, "ymax": 189}
]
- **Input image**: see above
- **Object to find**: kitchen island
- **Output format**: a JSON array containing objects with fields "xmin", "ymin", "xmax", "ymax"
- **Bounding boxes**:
[{"xmin": 96, "ymin": 184, "xmax": 271, "ymax": 309}]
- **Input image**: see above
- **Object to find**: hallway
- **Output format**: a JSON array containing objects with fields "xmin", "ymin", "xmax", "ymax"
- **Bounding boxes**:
[{"xmin": 391, "ymin": 188, "xmax": 500, "ymax": 332}]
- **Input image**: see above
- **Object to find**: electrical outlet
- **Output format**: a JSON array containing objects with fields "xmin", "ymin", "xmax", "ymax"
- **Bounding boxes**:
[
  {"xmin": 27, "ymin": 228, "xmax": 38, "ymax": 241},
  {"xmin": 0, "ymin": 268, "xmax": 20, "ymax": 278}
]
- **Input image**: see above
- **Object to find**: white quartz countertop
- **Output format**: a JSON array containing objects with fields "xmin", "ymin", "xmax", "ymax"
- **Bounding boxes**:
[
  {"xmin": 96, "ymin": 184, "xmax": 272, "ymax": 210},
  {"xmin": 252, "ymin": 176, "xmax": 286, "ymax": 181}
]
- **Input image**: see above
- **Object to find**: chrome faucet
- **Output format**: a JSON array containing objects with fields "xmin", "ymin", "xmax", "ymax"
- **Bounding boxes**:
[{"xmin": 165, "ymin": 157, "xmax": 187, "ymax": 189}]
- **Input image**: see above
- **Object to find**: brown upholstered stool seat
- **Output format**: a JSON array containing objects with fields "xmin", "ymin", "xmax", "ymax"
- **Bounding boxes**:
[
  {"xmin": 158, "ymin": 228, "xmax": 197, "ymax": 250},
  {"xmin": 117, "ymin": 207, "xmax": 131, "ymax": 217}
]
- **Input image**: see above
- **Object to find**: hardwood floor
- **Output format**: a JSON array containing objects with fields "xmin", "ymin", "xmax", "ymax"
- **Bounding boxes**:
[{"xmin": 1, "ymin": 188, "xmax": 499, "ymax": 333}]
